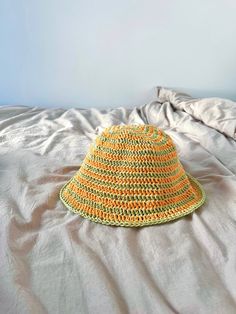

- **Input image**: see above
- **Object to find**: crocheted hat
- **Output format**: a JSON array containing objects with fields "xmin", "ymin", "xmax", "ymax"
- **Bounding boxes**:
[{"xmin": 60, "ymin": 124, "xmax": 206, "ymax": 227}]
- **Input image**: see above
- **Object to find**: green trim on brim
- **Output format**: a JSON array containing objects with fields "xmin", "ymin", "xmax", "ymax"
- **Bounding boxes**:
[{"xmin": 59, "ymin": 172, "xmax": 206, "ymax": 227}]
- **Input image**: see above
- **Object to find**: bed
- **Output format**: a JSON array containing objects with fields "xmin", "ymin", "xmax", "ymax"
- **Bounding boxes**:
[{"xmin": 1, "ymin": 87, "xmax": 236, "ymax": 314}]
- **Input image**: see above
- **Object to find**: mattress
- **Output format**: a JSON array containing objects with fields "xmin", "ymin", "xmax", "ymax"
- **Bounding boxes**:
[{"xmin": 1, "ymin": 87, "xmax": 236, "ymax": 314}]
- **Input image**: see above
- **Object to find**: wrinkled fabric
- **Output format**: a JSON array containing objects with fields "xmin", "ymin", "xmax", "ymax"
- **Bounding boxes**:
[{"xmin": 0, "ymin": 88, "xmax": 236, "ymax": 314}]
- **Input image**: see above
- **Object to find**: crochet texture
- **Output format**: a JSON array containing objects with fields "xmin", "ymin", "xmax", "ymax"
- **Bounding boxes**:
[{"xmin": 60, "ymin": 124, "xmax": 206, "ymax": 227}]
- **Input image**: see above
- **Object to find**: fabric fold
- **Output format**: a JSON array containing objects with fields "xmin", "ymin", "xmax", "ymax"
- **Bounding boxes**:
[{"xmin": 156, "ymin": 87, "xmax": 236, "ymax": 140}]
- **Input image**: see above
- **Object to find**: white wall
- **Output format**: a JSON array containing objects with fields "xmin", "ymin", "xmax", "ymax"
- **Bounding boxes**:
[{"xmin": 0, "ymin": 0, "xmax": 236, "ymax": 108}]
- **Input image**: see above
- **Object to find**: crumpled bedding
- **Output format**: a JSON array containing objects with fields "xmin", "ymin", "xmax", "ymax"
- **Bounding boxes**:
[{"xmin": 1, "ymin": 87, "xmax": 236, "ymax": 314}]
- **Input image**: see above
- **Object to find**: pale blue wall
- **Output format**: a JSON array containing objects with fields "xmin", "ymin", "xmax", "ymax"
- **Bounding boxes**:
[{"xmin": 0, "ymin": 0, "xmax": 236, "ymax": 108}]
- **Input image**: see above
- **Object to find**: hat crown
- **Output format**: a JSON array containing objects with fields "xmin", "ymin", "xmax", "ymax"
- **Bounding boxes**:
[
  {"xmin": 98, "ymin": 124, "xmax": 169, "ymax": 142},
  {"xmin": 91, "ymin": 124, "xmax": 177, "ymax": 163},
  {"xmin": 86, "ymin": 125, "xmax": 182, "ymax": 191}
]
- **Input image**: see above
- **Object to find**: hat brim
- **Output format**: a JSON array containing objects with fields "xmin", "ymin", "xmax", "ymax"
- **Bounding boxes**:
[{"xmin": 59, "ymin": 172, "xmax": 206, "ymax": 227}]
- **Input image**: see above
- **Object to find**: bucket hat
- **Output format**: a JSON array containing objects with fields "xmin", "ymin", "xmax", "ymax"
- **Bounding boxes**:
[{"xmin": 60, "ymin": 124, "xmax": 206, "ymax": 227}]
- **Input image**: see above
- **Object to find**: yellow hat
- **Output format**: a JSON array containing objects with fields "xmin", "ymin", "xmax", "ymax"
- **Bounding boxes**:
[{"xmin": 60, "ymin": 124, "xmax": 206, "ymax": 227}]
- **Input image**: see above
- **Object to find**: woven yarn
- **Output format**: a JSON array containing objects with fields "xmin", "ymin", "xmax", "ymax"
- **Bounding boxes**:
[{"xmin": 60, "ymin": 124, "xmax": 206, "ymax": 227}]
